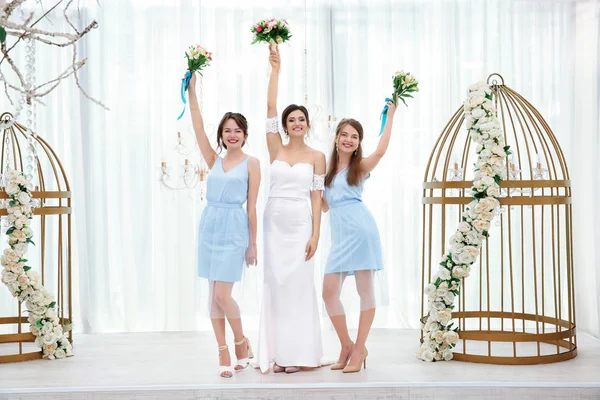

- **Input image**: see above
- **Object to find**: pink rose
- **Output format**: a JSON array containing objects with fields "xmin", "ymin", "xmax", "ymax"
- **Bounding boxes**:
[{"xmin": 256, "ymin": 25, "xmax": 263, "ymax": 32}]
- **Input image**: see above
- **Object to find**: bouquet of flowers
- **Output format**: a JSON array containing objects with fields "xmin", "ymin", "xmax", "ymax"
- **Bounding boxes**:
[
  {"xmin": 178, "ymin": 44, "xmax": 213, "ymax": 120},
  {"xmin": 391, "ymin": 70, "xmax": 419, "ymax": 107},
  {"xmin": 251, "ymin": 18, "xmax": 292, "ymax": 48},
  {"xmin": 379, "ymin": 71, "xmax": 419, "ymax": 134}
]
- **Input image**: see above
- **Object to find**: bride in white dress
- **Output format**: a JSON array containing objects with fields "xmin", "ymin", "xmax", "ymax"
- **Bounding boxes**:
[{"xmin": 255, "ymin": 46, "xmax": 326, "ymax": 374}]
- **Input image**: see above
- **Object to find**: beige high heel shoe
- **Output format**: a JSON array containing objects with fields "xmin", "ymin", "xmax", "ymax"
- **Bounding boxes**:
[
  {"xmin": 234, "ymin": 336, "xmax": 254, "ymax": 371},
  {"xmin": 218, "ymin": 345, "xmax": 233, "ymax": 378},
  {"xmin": 342, "ymin": 348, "xmax": 368, "ymax": 373},
  {"xmin": 331, "ymin": 343, "xmax": 353, "ymax": 370}
]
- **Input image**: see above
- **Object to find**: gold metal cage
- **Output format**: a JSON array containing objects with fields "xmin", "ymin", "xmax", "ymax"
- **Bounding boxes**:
[
  {"xmin": 420, "ymin": 74, "xmax": 576, "ymax": 365},
  {"xmin": 0, "ymin": 112, "xmax": 73, "ymax": 363}
]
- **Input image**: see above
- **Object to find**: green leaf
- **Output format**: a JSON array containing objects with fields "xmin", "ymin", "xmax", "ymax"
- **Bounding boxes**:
[
  {"xmin": 49, "ymin": 301, "xmax": 56, "ymax": 308},
  {"xmin": 24, "ymin": 266, "xmax": 31, "ymax": 271},
  {"xmin": 19, "ymin": 259, "xmax": 28, "ymax": 263},
  {"xmin": 402, "ymin": 93, "xmax": 414, "ymax": 99},
  {"xmin": 6, "ymin": 227, "xmax": 15, "ymax": 235},
  {"xmin": 485, "ymin": 93, "xmax": 492, "ymax": 100},
  {"xmin": 493, "ymin": 175, "xmax": 502, "ymax": 185},
  {"xmin": 434, "ymin": 277, "xmax": 441, "ymax": 287},
  {"xmin": 36, "ymin": 320, "xmax": 43, "ymax": 329},
  {"xmin": 0, "ymin": 26, "xmax": 6, "ymax": 43},
  {"xmin": 399, "ymin": 96, "xmax": 408, "ymax": 107},
  {"xmin": 26, "ymin": 238, "xmax": 35, "ymax": 245}
]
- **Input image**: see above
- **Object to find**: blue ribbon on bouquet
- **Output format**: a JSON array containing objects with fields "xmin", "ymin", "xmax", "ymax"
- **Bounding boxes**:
[
  {"xmin": 379, "ymin": 97, "xmax": 393, "ymax": 136},
  {"xmin": 177, "ymin": 70, "xmax": 192, "ymax": 120}
]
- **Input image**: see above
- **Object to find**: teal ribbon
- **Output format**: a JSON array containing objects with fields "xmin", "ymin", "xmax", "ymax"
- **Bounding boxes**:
[
  {"xmin": 177, "ymin": 70, "xmax": 192, "ymax": 120},
  {"xmin": 379, "ymin": 97, "xmax": 393, "ymax": 136}
]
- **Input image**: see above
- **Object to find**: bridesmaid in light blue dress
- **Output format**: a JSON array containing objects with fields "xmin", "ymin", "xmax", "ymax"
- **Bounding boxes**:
[
  {"xmin": 187, "ymin": 73, "xmax": 261, "ymax": 378},
  {"xmin": 321, "ymin": 100, "xmax": 397, "ymax": 374}
]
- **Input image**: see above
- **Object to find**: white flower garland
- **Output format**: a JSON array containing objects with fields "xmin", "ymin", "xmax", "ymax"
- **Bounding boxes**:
[
  {"xmin": 418, "ymin": 82, "xmax": 510, "ymax": 362},
  {"xmin": 0, "ymin": 169, "xmax": 73, "ymax": 360}
]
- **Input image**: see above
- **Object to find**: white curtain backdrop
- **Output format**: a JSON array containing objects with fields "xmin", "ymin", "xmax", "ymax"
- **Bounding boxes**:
[{"xmin": 0, "ymin": 0, "xmax": 598, "ymax": 337}]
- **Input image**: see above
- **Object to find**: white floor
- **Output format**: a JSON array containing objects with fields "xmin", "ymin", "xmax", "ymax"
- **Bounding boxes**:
[{"xmin": 0, "ymin": 329, "xmax": 599, "ymax": 399}]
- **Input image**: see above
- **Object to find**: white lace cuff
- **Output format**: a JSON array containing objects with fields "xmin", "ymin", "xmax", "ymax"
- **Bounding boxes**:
[
  {"xmin": 266, "ymin": 116, "xmax": 279, "ymax": 134},
  {"xmin": 311, "ymin": 174, "xmax": 325, "ymax": 191}
]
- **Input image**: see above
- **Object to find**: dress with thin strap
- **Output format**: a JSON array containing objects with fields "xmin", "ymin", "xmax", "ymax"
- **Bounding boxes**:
[{"xmin": 197, "ymin": 157, "xmax": 249, "ymax": 282}]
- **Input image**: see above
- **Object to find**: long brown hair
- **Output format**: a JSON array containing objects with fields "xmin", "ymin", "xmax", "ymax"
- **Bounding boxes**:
[
  {"xmin": 325, "ymin": 118, "xmax": 364, "ymax": 187},
  {"xmin": 216, "ymin": 112, "xmax": 248, "ymax": 154}
]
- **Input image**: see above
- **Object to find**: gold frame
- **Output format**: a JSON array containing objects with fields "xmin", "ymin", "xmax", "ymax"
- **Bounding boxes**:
[
  {"xmin": 419, "ymin": 75, "xmax": 576, "ymax": 365},
  {"xmin": 0, "ymin": 112, "xmax": 72, "ymax": 363}
]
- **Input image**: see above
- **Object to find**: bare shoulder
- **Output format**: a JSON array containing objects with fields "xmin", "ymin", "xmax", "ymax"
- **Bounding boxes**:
[
  {"xmin": 307, "ymin": 147, "xmax": 326, "ymax": 164},
  {"xmin": 247, "ymin": 156, "xmax": 261, "ymax": 170}
]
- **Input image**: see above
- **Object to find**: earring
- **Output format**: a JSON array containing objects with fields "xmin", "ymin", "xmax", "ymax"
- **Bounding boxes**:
[{"xmin": 354, "ymin": 149, "xmax": 357, "ymax": 156}]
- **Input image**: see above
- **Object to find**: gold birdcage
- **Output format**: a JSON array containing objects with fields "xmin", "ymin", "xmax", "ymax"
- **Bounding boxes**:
[
  {"xmin": 0, "ymin": 112, "xmax": 73, "ymax": 363},
  {"xmin": 420, "ymin": 74, "xmax": 576, "ymax": 364}
]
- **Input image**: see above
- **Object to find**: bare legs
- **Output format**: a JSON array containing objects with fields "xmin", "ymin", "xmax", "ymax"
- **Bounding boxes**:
[
  {"xmin": 322, "ymin": 270, "xmax": 375, "ymax": 370},
  {"xmin": 209, "ymin": 281, "xmax": 249, "ymax": 375}
]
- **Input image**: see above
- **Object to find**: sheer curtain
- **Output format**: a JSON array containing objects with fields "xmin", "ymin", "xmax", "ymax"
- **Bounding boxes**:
[{"xmin": 0, "ymin": 0, "xmax": 598, "ymax": 337}]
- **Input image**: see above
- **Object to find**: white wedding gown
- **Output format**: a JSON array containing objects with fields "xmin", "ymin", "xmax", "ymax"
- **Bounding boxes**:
[{"xmin": 255, "ymin": 160, "xmax": 323, "ymax": 373}]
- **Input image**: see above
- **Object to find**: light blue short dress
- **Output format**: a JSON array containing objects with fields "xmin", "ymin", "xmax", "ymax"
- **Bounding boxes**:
[
  {"xmin": 324, "ymin": 167, "xmax": 383, "ymax": 275},
  {"xmin": 197, "ymin": 157, "xmax": 249, "ymax": 282}
]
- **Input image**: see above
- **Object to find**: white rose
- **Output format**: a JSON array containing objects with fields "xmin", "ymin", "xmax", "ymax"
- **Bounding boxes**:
[
  {"xmin": 457, "ymin": 222, "xmax": 471, "ymax": 233},
  {"xmin": 473, "ymin": 219, "xmax": 491, "ymax": 233},
  {"xmin": 421, "ymin": 349, "xmax": 434, "ymax": 362},
  {"xmin": 450, "ymin": 232, "xmax": 464, "ymax": 244},
  {"xmin": 464, "ymin": 231, "xmax": 481, "ymax": 246},
  {"xmin": 479, "ymin": 211, "xmax": 494, "ymax": 221},
  {"xmin": 31, "ymin": 290, "xmax": 44, "ymax": 304},
  {"xmin": 489, "ymin": 155, "xmax": 504, "ymax": 167},
  {"xmin": 464, "ymin": 116, "xmax": 474, "ymax": 129},
  {"xmin": 14, "ymin": 218, "xmax": 24, "ymax": 229},
  {"xmin": 276, "ymin": 36, "xmax": 283, "ymax": 44},
  {"xmin": 46, "ymin": 308, "xmax": 57, "ymax": 319},
  {"xmin": 26, "ymin": 270, "xmax": 40, "ymax": 283},
  {"xmin": 16, "ymin": 175, "xmax": 28, "ymax": 185},
  {"xmin": 6, "ymin": 183, "xmax": 19, "ymax": 195},
  {"xmin": 43, "ymin": 343, "xmax": 57, "ymax": 354},
  {"xmin": 443, "ymin": 331, "xmax": 459, "ymax": 345},
  {"xmin": 487, "ymin": 186, "xmax": 501, "ymax": 197},
  {"xmin": 462, "ymin": 245, "xmax": 480, "ymax": 262},
  {"xmin": 1, "ymin": 269, "xmax": 17, "ymax": 283},
  {"xmin": 7, "ymin": 281, "xmax": 19, "ymax": 295},
  {"xmin": 443, "ymin": 291, "xmax": 456, "ymax": 305},
  {"xmin": 13, "ymin": 243, "xmax": 28, "ymax": 256},
  {"xmin": 451, "ymin": 242, "xmax": 465, "ymax": 255},
  {"xmin": 424, "ymin": 283, "xmax": 436, "ymax": 297},
  {"xmin": 468, "ymin": 95, "xmax": 485, "ymax": 108},
  {"xmin": 442, "ymin": 348, "xmax": 454, "ymax": 361},
  {"xmin": 17, "ymin": 191, "xmax": 31, "ymax": 205},
  {"xmin": 433, "ymin": 330, "xmax": 444, "ymax": 343},
  {"xmin": 42, "ymin": 322, "xmax": 53, "ymax": 335},
  {"xmin": 65, "ymin": 346, "xmax": 73, "ymax": 357},
  {"xmin": 434, "ymin": 352, "xmax": 443, "ymax": 361},
  {"xmin": 478, "ymin": 164, "xmax": 495, "ymax": 177},
  {"xmin": 54, "ymin": 348, "xmax": 66, "ymax": 359},
  {"xmin": 42, "ymin": 333, "xmax": 57, "ymax": 346},
  {"xmin": 482, "ymin": 101, "xmax": 496, "ymax": 113},
  {"xmin": 438, "ymin": 267, "xmax": 451, "ymax": 281},
  {"xmin": 471, "ymin": 108, "xmax": 486, "ymax": 120},
  {"xmin": 17, "ymin": 274, "xmax": 29, "ymax": 286},
  {"xmin": 463, "ymin": 100, "xmax": 472, "ymax": 112},
  {"xmin": 437, "ymin": 310, "xmax": 452, "ymax": 325},
  {"xmin": 431, "ymin": 301, "xmax": 446, "ymax": 311},
  {"xmin": 30, "ymin": 326, "xmax": 41, "ymax": 336},
  {"xmin": 452, "ymin": 266, "xmax": 467, "ymax": 279},
  {"xmin": 11, "ymin": 229, "xmax": 26, "ymax": 242},
  {"xmin": 53, "ymin": 326, "xmax": 63, "ymax": 338}
]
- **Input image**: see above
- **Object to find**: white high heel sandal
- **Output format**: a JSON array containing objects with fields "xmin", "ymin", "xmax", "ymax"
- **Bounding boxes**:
[{"xmin": 234, "ymin": 336, "xmax": 254, "ymax": 371}]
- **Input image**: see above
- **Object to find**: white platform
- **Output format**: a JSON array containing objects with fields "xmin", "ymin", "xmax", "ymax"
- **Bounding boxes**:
[{"xmin": 1, "ymin": 329, "xmax": 599, "ymax": 399}]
